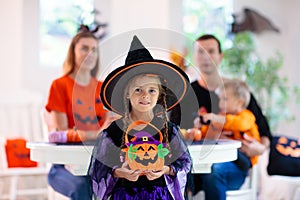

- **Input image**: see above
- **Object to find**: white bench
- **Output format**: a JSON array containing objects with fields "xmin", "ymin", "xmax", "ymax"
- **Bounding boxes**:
[{"xmin": 258, "ymin": 149, "xmax": 300, "ymax": 200}]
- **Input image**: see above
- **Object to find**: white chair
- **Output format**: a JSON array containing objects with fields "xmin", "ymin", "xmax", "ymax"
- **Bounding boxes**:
[
  {"xmin": 190, "ymin": 164, "xmax": 259, "ymax": 200},
  {"xmin": 0, "ymin": 138, "xmax": 49, "ymax": 200},
  {"xmin": 226, "ymin": 165, "xmax": 258, "ymax": 200},
  {"xmin": 0, "ymin": 90, "xmax": 44, "ymax": 141},
  {"xmin": 0, "ymin": 90, "xmax": 49, "ymax": 200},
  {"xmin": 258, "ymin": 149, "xmax": 300, "ymax": 200}
]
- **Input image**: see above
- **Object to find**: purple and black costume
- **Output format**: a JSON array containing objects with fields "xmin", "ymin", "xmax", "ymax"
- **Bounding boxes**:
[{"xmin": 89, "ymin": 117, "xmax": 191, "ymax": 200}]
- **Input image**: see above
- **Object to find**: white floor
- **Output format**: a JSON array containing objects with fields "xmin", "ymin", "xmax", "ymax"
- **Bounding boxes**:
[{"xmin": 0, "ymin": 175, "xmax": 48, "ymax": 200}]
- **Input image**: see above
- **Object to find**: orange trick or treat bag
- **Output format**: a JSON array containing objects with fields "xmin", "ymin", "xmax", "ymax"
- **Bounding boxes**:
[
  {"xmin": 122, "ymin": 120, "xmax": 169, "ymax": 171},
  {"xmin": 5, "ymin": 138, "xmax": 37, "ymax": 168}
]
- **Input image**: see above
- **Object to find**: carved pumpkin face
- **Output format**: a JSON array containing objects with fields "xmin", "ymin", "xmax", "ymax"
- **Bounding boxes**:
[
  {"xmin": 276, "ymin": 136, "xmax": 300, "ymax": 157},
  {"xmin": 123, "ymin": 120, "xmax": 169, "ymax": 171},
  {"xmin": 72, "ymin": 81, "xmax": 106, "ymax": 130},
  {"xmin": 5, "ymin": 139, "xmax": 38, "ymax": 168},
  {"xmin": 126, "ymin": 143, "xmax": 164, "ymax": 171},
  {"xmin": 73, "ymin": 97, "xmax": 101, "ymax": 129},
  {"xmin": 135, "ymin": 143, "xmax": 158, "ymax": 161}
]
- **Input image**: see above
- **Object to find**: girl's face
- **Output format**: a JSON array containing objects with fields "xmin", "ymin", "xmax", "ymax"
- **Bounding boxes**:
[
  {"xmin": 127, "ymin": 75, "xmax": 160, "ymax": 115},
  {"xmin": 218, "ymin": 88, "xmax": 242, "ymax": 114},
  {"xmin": 74, "ymin": 37, "xmax": 98, "ymax": 71}
]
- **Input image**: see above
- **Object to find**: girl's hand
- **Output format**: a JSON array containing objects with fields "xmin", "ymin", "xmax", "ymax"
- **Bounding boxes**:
[
  {"xmin": 220, "ymin": 131, "xmax": 233, "ymax": 139},
  {"xmin": 202, "ymin": 113, "xmax": 225, "ymax": 124},
  {"xmin": 48, "ymin": 130, "xmax": 67, "ymax": 143},
  {"xmin": 201, "ymin": 113, "xmax": 215, "ymax": 123},
  {"xmin": 114, "ymin": 161, "xmax": 142, "ymax": 181},
  {"xmin": 144, "ymin": 166, "xmax": 170, "ymax": 181},
  {"xmin": 181, "ymin": 128, "xmax": 201, "ymax": 141},
  {"xmin": 193, "ymin": 116, "xmax": 201, "ymax": 128}
]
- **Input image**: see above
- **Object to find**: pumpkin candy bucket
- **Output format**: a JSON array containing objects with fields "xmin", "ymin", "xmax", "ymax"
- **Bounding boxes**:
[{"xmin": 122, "ymin": 120, "xmax": 169, "ymax": 171}]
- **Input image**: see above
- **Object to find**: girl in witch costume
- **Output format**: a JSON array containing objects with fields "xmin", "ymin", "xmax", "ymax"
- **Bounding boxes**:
[{"xmin": 89, "ymin": 36, "xmax": 191, "ymax": 200}]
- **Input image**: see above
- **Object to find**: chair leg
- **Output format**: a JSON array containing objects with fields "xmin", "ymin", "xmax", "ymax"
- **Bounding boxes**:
[{"xmin": 9, "ymin": 176, "xmax": 18, "ymax": 200}]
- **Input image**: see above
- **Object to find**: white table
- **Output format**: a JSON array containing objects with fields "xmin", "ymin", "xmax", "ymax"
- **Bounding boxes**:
[
  {"xmin": 188, "ymin": 139, "xmax": 241, "ymax": 173},
  {"xmin": 27, "ymin": 139, "xmax": 241, "ymax": 175},
  {"xmin": 27, "ymin": 142, "xmax": 94, "ymax": 175}
]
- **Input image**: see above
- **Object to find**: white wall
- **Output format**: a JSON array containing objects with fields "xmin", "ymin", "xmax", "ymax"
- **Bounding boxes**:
[
  {"xmin": 94, "ymin": 0, "xmax": 185, "ymax": 80},
  {"xmin": 234, "ymin": 0, "xmax": 300, "ymax": 136},
  {"xmin": 0, "ymin": 0, "xmax": 23, "ymax": 90},
  {"xmin": 0, "ymin": 0, "xmax": 299, "ymax": 136},
  {"xmin": 0, "ymin": 0, "xmax": 59, "ymax": 102},
  {"xmin": 0, "ymin": 0, "xmax": 184, "ymax": 97}
]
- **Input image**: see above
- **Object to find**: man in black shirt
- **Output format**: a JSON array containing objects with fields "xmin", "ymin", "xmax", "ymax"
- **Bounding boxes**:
[{"xmin": 170, "ymin": 34, "xmax": 272, "ymax": 200}]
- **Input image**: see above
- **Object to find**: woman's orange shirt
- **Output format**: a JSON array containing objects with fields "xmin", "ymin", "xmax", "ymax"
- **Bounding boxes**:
[{"xmin": 46, "ymin": 75, "xmax": 107, "ymax": 131}]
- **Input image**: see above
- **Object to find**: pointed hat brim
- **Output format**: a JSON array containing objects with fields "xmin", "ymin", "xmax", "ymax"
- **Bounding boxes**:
[{"xmin": 100, "ymin": 35, "xmax": 190, "ymax": 115}]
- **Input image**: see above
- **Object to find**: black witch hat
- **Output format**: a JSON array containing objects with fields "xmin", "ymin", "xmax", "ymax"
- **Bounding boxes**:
[{"xmin": 100, "ymin": 35, "xmax": 190, "ymax": 115}]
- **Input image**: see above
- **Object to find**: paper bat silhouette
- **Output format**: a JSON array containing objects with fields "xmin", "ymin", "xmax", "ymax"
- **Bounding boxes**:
[
  {"xmin": 231, "ymin": 8, "xmax": 280, "ymax": 34},
  {"xmin": 78, "ymin": 22, "xmax": 108, "ymax": 39}
]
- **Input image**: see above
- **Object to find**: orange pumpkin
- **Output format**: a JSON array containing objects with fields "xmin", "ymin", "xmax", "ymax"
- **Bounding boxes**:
[
  {"xmin": 123, "ymin": 120, "xmax": 169, "ymax": 171},
  {"xmin": 276, "ymin": 136, "xmax": 300, "ymax": 157}
]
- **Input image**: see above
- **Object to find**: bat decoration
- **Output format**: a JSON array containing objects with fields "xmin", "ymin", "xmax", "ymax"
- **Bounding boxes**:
[
  {"xmin": 57, "ymin": 8, "xmax": 109, "ymax": 40},
  {"xmin": 231, "ymin": 8, "xmax": 280, "ymax": 34},
  {"xmin": 78, "ymin": 22, "xmax": 108, "ymax": 40}
]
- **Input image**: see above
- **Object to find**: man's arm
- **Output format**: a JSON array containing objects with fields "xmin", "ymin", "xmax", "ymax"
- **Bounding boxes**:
[
  {"xmin": 241, "ymin": 93, "xmax": 272, "ymax": 157},
  {"xmin": 240, "ymin": 135, "xmax": 270, "ymax": 157},
  {"xmin": 247, "ymin": 93, "xmax": 272, "ymax": 141}
]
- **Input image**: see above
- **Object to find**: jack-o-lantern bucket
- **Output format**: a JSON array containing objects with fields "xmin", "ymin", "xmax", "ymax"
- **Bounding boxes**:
[{"xmin": 122, "ymin": 120, "xmax": 169, "ymax": 171}]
